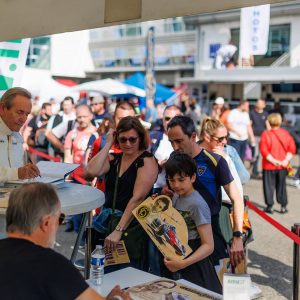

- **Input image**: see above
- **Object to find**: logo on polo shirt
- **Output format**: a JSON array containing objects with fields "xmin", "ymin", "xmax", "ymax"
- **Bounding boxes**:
[{"xmin": 197, "ymin": 166, "xmax": 206, "ymax": 176}]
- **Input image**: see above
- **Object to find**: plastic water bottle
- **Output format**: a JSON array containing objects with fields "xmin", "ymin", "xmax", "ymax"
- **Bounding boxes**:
[{"xmin": 90, "ymin": 245, "xmax": 105, "ymax": 286}]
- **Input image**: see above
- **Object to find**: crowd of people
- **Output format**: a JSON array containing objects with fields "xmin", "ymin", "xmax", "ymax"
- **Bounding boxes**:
[{"xmin": 0, "ymin": 86, "xmax": 299, "ymax": 298}]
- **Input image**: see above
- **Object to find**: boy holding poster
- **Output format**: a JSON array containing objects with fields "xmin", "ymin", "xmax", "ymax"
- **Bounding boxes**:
[{"xmin": 164, "ymin": 151, "xmax": 222, "ymax": 294}]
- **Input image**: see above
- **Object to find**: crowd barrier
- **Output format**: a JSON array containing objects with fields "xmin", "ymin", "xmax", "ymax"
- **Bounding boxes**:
[
  {"xmin": 27, "ymin": 146, "xmax": 61, "ymax": 162},
  {"xmin": 246, "ymin": 199, "xmax": 300, "ymax": 300}
]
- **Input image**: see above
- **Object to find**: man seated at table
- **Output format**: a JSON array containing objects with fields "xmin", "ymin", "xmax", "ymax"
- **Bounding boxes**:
[
  {"xmin": 0, "ymin": 87, "xmax": 40, "ymax": 182},
  {"xmin": 0, "ymin": 182, "xmax": 131, "ymax": 300}
]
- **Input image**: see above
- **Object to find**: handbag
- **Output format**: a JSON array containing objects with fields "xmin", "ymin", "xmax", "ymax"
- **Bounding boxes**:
[
  {"xmin": 270, "ymin": 131, "xmax": 295, "ymax": 177},
  {"xmin": 107, "ymin": 159, "xmax": 148, "ymax": 263},
  {"xmin": 229, "ymin": 195, "xmax": 254, "ymax": 246}
]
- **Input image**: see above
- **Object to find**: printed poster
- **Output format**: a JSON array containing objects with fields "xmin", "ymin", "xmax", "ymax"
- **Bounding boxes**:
[
  {"xmin": 127, "ymin": 278, "xmax": 220, "ymax": 300},
  {"xmin": 133, "ymin": 195, "xmax": 192, "ymax": 260}
]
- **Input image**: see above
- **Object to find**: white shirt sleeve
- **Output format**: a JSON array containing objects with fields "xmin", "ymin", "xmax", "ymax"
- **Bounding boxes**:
[{"xmin": 52, "ymin": 121, "xmax": 68, "ymax": 139}]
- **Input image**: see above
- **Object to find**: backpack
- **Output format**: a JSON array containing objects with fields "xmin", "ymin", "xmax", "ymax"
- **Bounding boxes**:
[
  {"xmin": 150, "ymin": 130, "xmax": 164, "ymax": 155},
  {"xmin": 34, "ymin": 116, "xmax": 49, "ymax": 148}
]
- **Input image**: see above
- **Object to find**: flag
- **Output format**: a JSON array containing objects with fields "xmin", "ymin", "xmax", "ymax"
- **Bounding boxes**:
[
  {"xmin": 0, "ymin": 39, "xmax": 30, "ymax": 96},
  {"xmin": 145, "ymin": 26, "xmax": 156, "ymax": 101},
  {"xmin": 240, "ymin": 5, "xmax": 270, "ymax": 57}
]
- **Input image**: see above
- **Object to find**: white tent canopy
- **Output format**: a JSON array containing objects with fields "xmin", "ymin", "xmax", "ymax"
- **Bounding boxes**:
[
  {"xmin": 0, "ymin": 0, "xmax": 285, "ymax": 42},
  {"xmin": 71, "ymin": 78, "xmax": 146, "ymax": 97},
  {"xmin": 21, "ymin": 68, "xmax": 78, "ymax": 102}
]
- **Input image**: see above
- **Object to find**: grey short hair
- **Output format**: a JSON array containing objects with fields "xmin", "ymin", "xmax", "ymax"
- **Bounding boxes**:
[
  {"xmin": 0, "ymin": 87, "xmax": 32, "ymax": 109},
  {"xmin": 6, "ymin": 183, "xmax": 60, "ymax": 235}
]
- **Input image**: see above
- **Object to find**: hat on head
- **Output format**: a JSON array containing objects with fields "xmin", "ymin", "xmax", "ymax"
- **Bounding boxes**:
[
  {"xmin": 91, "ymin": 95, "xmax": 104, "ymax": 104},
  {"xmin": 214, "ymin": 97, "xmax": 225, "ymax": 105}
]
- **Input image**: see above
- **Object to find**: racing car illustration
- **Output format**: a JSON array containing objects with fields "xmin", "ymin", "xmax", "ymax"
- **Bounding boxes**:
[{"xmin": 149, "ymin": 218, "xmax": 186, "ymax": 256}]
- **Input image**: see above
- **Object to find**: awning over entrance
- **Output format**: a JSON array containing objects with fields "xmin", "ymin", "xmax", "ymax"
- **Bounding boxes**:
[{"xmin": 0, "ymin": 0, "xmax": 286, "ymax": 42}]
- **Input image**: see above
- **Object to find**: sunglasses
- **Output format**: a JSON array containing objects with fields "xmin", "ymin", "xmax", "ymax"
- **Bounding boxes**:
[
  {"xmin": 211, "ymin": 134, "xmax": 229, "ymax": 143},
  {"xmin": 58, "ymin": 213, "xmax": 65, "ymax": 225},
  {"xmin": 118, "ymin": 136, "xmax": 139, "ymax": 144},
  {"xmin": 164, "ymin": 116, "xmax": 172, "ymax": 122}
]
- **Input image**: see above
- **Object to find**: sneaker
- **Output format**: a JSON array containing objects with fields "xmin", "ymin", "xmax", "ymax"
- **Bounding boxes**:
[
  {"xmin": 264, "ymin": 206, "xmax": 273, "ymax": 214},
  {"xmin": 280, "ymin": 206, "xmax": 288, "ymax": 214}
]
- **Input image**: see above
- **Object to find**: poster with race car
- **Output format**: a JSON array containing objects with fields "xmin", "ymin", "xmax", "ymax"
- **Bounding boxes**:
[{"xmin": 132, "ymin": 195, "xmax": 192, "ymax": 260}]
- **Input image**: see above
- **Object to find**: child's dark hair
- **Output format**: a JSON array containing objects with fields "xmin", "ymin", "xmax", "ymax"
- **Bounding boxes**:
[{"xmin": 165, "ymin": 151, "xmax": 197, "ymax": 178}]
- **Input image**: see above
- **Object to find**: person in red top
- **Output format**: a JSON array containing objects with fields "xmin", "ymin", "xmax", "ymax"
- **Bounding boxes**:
[{"xmin": 259, "ymin": 113, "xmax": 296, "ymax": 214}]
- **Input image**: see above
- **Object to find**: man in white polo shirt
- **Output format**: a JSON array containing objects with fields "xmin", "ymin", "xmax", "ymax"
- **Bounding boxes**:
[
  {"xmin": 0, "ymin": 87, "xmax": 40, "ymax": 182},
  {"xmin": 227, "ymin": 100, "xmax": 255, "ymax": 161}
]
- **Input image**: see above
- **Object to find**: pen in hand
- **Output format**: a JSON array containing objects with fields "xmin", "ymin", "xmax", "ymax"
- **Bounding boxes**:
[{"xmin": 27, "ymin": 157, "xmax": 41, "ymax": 178}]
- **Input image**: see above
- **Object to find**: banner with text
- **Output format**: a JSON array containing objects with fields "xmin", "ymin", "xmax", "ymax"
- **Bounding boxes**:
[
  {"xmin": 145, "ymin": 26, "xmax": 156, "ymax": 101},
  {"xmin": 240, "ymin": 5, "xmax": 270, "ymax": 57},
  {"xmin": 0, "ymin": 39, "xmax": 30, "ymax": 96}
]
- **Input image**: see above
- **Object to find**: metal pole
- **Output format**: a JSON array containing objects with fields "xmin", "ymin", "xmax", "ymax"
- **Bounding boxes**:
[
  {"xmin": 292, "ymin": 223, "xmax": 300, "ymax": 300},
  {"xmin": 84, "ymin": 211, "xmax": 93, "ymax": 280}
]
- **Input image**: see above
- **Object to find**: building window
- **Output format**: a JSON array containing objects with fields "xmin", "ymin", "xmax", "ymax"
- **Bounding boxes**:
[
  {"xmin": 26, "ymin": 37, "xmax": 51, "ymax": 69},
  {"xmin": 231, "ymin": 24, "xmax": 290, "ymax": 60}
]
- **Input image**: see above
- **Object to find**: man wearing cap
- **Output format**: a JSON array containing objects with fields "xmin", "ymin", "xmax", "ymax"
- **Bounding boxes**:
[
  {"xmin": 91, "ymin": 95, "xmax": 108, "ymax": 127},
  {"xmin": 0, "ymin": 87, "xmax": 40, "ymax": 182}
]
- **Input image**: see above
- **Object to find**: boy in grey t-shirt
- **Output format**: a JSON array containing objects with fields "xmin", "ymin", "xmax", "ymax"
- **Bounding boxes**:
[
  {"xmin": 164, "ymin": 152, "xmax": 222, "ymax": 295},
  {"xmin": 172, "ymin": 190, "xmax": 210, "ymax": 240}
]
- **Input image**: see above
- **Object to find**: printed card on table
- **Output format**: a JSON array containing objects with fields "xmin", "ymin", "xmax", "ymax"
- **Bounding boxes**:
[
  {"xmin": 133, "ymin": 195, "xmax": 192, "ymax": 260},
  {"xmin": 105, "ymin": 241, "xmax": 130, "ymax": 266},
  {"xmin": 127, "ymin": 278, "xmax": 220, "ymax": 300}
]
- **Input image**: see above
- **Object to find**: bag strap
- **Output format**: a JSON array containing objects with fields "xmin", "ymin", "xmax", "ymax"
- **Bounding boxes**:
[
  {"xmin": 111, "ymin": 158, "xmax": 121, "ymax": 215},
  {"xmin": 270, "ymin": 130, "xmax": 287, "ymax": 153}
]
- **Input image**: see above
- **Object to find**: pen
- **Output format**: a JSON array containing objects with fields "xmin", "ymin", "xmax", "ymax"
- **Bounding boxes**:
[{"xmin": 27, "ymin": 157, "xmax": 41, "ymax": 178}]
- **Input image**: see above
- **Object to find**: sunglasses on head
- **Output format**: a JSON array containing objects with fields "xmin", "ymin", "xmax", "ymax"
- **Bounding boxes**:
[
  {"xmin": 58, "ymin": 213, "xmax": 65, "ymax": 225},
  {"xmin": 211, "ymin": 134, "xmax": 229, "ymax": 143},
  {"xmin": 118, "ymin": 136, "xmax": 139, "ymax": 144}
]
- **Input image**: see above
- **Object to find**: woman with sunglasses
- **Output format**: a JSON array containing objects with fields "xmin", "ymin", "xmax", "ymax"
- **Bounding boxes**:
[
  {"xmin": 86, "ymin": 116, "xmax": 158, "ymax": 270},
  {"xmin": 199, "ymin": 117, "xmax": 249, "ymax": 246}
]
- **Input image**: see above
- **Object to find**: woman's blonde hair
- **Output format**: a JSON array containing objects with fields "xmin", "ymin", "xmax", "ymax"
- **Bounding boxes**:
[
  {"xmin": 199, "ymin": 117, "xmax": 225, "ymax": 140},
  {"xmin": 267, "ymin": 113, "xmax": 282, "ymax": 128}
]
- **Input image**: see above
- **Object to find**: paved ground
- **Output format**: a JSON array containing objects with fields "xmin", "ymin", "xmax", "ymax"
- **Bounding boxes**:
[
  {"xmin": 244, "ymin": 178, "xmax": 299, "ymax": 300},
  {"xmin": 1, "ymin": 177, "xmax": 299, "ymax": 299}
]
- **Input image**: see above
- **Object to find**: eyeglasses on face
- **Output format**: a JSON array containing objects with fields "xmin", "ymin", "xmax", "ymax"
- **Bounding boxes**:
[
  {"xmin": 211, "ymin": 134, "xmax": 229, "ymax": 143},
  {"xmin": 58, "ymin": 213, "xmax": 65, "ymax": 225},
  {"xmin": 118, "ymin": 136, "xmax": 139, "ymax": 144}
]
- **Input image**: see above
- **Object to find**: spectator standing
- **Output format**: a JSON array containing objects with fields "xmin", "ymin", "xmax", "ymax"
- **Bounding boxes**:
[
  {"xmin": 64, "ymin": 105, "xmax": 96, "ymax": 234},
  {"xmin": 46, "ymin": 96, "xmax": 76, "ymax": 158},
  {"xmin": 259, "ymin": 113, "xmax": 296, "ymax": 214},
  {"xmin": 150, "ymin": 105, "xmax": 182, "ymax": 195},
  {"xmin": 64, "ymin": 105, "xmax": 96, "ymax": 182},
  {"xmin": 249, "ymin": 99, "xmax": 269, "ymax": 178},
  {"xmin": 22, "ymin": 102, "xmax": 52, "ymax": 162},
  {"xmin": 227, "ymin": 100, "xmax": 255, "ymax": 161},
  {"xmin": 0, "ymin": 87, "xmax": 40, "ymax": 182},
  {"xmin": 167, "ymin": 116, "xmax": 244, "ymax": 268},
  {"xmin": 86, "ymin": 116, "xmax": 158, "ymax": 270},
  {"xmin": 163, "ymin": 152, "xmax": 222, "ymax": 294},
  {"xmin": 91, "ymin": 95, "xmax": 109, "ymax": 127}
]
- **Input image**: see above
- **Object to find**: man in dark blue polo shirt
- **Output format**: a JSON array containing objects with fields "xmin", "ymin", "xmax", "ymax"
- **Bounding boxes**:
[{"xmin": 167, "ymin": 116, "xmax": 244, "ymax": 267}]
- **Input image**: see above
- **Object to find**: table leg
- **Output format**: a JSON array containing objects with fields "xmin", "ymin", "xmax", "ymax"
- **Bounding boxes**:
[
  {"xmin": 84, "ymin": 210, "xmax": 93, "ymax": 279},
  {"xmin": 70, "ymin": 212, "xmax": 88, "ymax": 263}
]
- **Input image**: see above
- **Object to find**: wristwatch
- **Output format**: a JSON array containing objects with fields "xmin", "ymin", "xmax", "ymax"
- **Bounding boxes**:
[
  {"xmin": 115, "ymin": 224, "xmax": 124, "ymax": 232},
  {"xmin": 233, "ymin": 231, "xmax": 243, "ymax": 238}
]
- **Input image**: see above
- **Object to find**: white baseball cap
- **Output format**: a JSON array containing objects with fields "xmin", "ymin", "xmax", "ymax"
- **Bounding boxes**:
[{"xmin": 214, "ymin": 97, "xmax": 225, "ymax": 105}]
